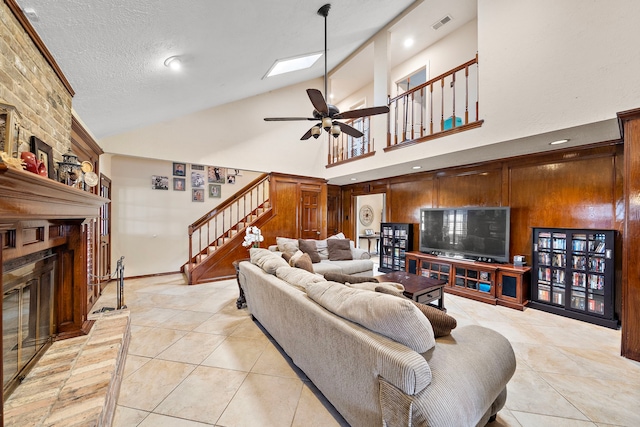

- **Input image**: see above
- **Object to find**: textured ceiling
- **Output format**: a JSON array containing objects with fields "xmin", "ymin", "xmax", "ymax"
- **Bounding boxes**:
[{"xmin": 12, "ymin": 0, "xmax": 480, "ymax": 140}]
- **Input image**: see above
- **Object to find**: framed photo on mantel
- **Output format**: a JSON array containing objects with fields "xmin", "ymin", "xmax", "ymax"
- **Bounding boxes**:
[{"xmin": 30, "ymin": 136, "xmax": 55, "ymax": 179}]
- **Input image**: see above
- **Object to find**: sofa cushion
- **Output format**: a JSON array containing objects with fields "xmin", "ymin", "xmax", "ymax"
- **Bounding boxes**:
[
  {"xmin": 350, "ymin": 281, "xmax": 405, "ymax": 293},
  {"xmin": 327, "ymin": 239, "xmax": 353, "ymax": 261},
  {"xmin": 250, "ymin": 248, "xmax": 289, "ymax": 274},
  {"xmin": 315, "ymin": 238, "xmax": 329, "ymax": 259},
  {"xmin": 323, "ymin": 259, "xmax": 373, "ymax": 276},
  {"xmin": 298, "ymin": 239, "xmax": 321, "ymax": 263},
  {"xmin": 275, "ymin": 266, "xmax": 325, "ymax": 291},
  {"xmin": 294, "ymin": 252, "xmax": 314, "ymax": 273},
  {"xmin": 276, "ymin": 237, "xmax": 299, "ymax": 253},
  {"xmin": 306, "ymin": 281, "xmax": 436, "ymax": 353},
  {"xmin": 375, "ymin": 286, "xmax": 457, "ymax": 337}
]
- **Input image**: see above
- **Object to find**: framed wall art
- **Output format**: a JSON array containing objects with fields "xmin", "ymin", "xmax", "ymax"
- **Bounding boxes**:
[
  {"xmin": 152, "ymin": 175, "xmax": 169, "ymax": 190},
  {"xmin": 191, "ymin": 164, "xmax": 205, "ymax": 171},
  {"xmin": 191, "ymin": 171, "xmax": 205, "ymax": 188},
  {"xmin": 173, "ymin": 177, "xmax": 186, "ymax": 191},
  {"xmin": 192, "ymin": 188, "xmax": 204, "ymax": 202},
  {"xmin": 173, "ymin": 162, "xmax": 186, "ymax": 176},
  {"xmin": 208, "ymin": 166, "xmax": 225, "ymax": 183},
  {"xmin": 30, "ymin": 136, "xmax": 54, "ymax": 179},
  {"xmin": 209, "ymin": 184, "xmax": 221, "ymax": 198}
]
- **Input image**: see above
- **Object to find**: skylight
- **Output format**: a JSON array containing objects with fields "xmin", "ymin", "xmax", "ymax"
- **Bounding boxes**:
[{"xmin": 264, "ymin": 52, "xmax": 323, "ymax": 78}]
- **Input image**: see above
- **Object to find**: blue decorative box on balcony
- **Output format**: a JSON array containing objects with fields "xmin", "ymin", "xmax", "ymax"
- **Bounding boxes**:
[{"xmin": 444, "ymin": 116, "xmax": 462, "ymax": 130}]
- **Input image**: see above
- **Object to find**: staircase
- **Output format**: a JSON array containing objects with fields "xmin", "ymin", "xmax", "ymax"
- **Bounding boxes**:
[{"xmin": 183, "ymin": 173, "xmax": 272, "ymax": 284}]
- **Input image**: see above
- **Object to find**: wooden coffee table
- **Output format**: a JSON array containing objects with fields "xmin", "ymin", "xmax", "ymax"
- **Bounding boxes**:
[{"xmin": 378, "ymin": 271, "xmax": 446, "ymax": 310}]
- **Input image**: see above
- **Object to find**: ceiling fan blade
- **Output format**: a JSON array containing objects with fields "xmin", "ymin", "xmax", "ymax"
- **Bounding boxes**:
[
  {"xmin": 264, "ymin": 117, "xmax": 316, "ymax": 121},
  {"xmin": 336, "ymin": 105, "xmax": 390, "ymax": 120},
  {"xmin": 307, "ymin": 89, "xmax": 329, "ymax": 116},
  {"xmin": 300, "ymin": 128, "xmax": 313, "ymax": 140},
  {"xmin": 336, "ymin": 121, "xmax": 364, "ymax": 138}
]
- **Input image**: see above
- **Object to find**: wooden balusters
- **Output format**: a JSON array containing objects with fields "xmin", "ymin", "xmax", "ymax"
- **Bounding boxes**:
[{"xmin": 386, "ymin": 56, "xmax": 481, "ymax": 150}]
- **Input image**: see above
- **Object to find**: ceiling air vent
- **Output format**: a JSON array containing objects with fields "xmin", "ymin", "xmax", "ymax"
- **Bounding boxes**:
[{"xmin": 432, "ymin": 15, "xmax": 452, "ymax": 30}]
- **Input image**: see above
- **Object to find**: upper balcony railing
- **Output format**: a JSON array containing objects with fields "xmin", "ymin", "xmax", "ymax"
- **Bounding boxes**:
[
  {"xmin": 387, "ymin": 55, "xmax": 482, "ymax": 150},
  {"xmin": 327, "ymin": 116, "xmax": 372, "ymax": 167}
]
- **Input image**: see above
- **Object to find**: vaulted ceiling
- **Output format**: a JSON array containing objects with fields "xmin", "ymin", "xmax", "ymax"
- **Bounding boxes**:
[{"xmin": 14, "ymin": 0, "xmax": 477, "ymax": 140}]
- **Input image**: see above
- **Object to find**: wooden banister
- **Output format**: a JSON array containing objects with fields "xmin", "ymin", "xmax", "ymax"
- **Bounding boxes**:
[
  {"xmin": 386, "ymin": 55, "xmax": 482, "ymax": 149},
  {"xmin": 187, "ymin": 173, "xmax": 271, "ymax": 270}
]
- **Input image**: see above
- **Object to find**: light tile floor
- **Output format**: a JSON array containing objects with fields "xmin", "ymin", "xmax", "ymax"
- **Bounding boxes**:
[{"xmin": 100, "ymin": 270, "xmax": 640, "ymax": 427}]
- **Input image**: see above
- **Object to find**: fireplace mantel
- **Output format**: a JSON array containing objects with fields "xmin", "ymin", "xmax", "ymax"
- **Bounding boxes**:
[
  {"xmin": 0, "ymin": 164, "xmax": 107, "ymax": 221},
  {"xmin": 1, "ymin": 162, "xmax": 110, "ymax": 414}
]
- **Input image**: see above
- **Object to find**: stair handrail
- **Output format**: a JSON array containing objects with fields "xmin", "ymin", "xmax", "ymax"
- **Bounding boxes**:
[
  {"xmin": 189, "ymin": 173, "xmax": 270, "ymax": 230},
  {"xmin": 188, "ymin": 173, "xmax": 270, "ymax": 265}
]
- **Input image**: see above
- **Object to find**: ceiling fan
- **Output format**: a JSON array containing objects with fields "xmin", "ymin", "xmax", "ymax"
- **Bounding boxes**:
[{"xmin": 264, "ymin": 3, "xmax": 390, "ymax": 140}]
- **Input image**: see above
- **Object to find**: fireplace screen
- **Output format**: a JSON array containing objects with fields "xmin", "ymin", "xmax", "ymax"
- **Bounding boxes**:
[{"xmin": 3, "ymin": 250, "xmax": 56, "ymax": 394}]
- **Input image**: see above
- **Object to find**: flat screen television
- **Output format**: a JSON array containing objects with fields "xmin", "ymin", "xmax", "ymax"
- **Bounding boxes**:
[{"xmin": 419, "ymin": 207, "xmax": 510, "ymax": 263}]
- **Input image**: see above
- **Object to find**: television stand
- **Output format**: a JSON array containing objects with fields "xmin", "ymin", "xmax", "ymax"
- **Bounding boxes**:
[{"xmin": 404, "ymin": 252, "xmax": 531, "ymax": 310}]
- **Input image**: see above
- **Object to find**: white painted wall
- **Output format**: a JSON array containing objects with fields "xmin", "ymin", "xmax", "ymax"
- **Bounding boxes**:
[
  {"xmin": 100, "ymin": 78, "xmax": 327, "ymax": 177},
  {"xmin": 355, "ymin": 193, "xmax": 385, "ymax": 252},
  {"xmin": 478, "ymin": 0, "xmax": 640, "ymax": 141},
  {"xmin": 110, "ymin": 155, "xmax": 261, "ymax": 276}
]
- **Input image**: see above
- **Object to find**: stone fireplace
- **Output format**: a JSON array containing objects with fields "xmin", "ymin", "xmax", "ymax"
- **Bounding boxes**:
[{"xmin": 0, "ymin": 164, "xmax": 107, "ymax": 422}]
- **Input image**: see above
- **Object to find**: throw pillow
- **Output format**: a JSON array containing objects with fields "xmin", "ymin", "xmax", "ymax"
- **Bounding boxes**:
[
  {"xmin": 323, "ymin": 271, "xmax": 379, "ymax": 284},
  {"xmin": 306, "ymin": 281, "xmax": 435, "ymax": 353},
  {"xmin": 413, "ymin": 301, "xmax": 457, "ymax": 338},
  {"xmin": 294, "ymin": 252, "xmax": 315, "ymax": 273},
  {"xmin": 288, "ymin": 250, "xmax": 304, "ymax": 266},
  {"xmin": 315, "ymin": 238, "xmax": 329, "ymax": 259},
  {"xmin": 282, "ymin": 251, "xmax": 294, "ymax": 263},
  {"xmin": 298, "ymin": 239, "xmax": 321, "ymax": 263},
  {"xmin": 327, "ymin": 239, "xmax": 352, "ymax": 261},
  {"xmin": 276, "ymin": 237, "xmax": 299, "ymax": 253},
  {"xmin": 374, "ymin": 286, "xmax": 457, "ymax": 337}
]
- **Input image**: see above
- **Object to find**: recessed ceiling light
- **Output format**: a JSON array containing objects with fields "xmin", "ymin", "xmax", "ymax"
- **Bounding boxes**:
[
  {"xmin": 550, "ymin": 139, "xmax": 569, "ymax": 145},
  {"xmin": 404, "ymin": 38, "xmax": 414, "ymax": 48},
  {"xmin": 329, "ymin": 93, "xmax": 334, "ymax": 99},
  {"xmin": 264, "ymin": 52, "xmax": 322, "ymax": 78},
  {"xmin": 350, "ymin": 178, "xmax": 357, "ymax": 181},
  {"xmin": 164, "ymin": 56, "xmax": 182, "ymax": 71},
  {"xmin": 412, "ymin": 166, "xmax": 421, "ymax": 170}
]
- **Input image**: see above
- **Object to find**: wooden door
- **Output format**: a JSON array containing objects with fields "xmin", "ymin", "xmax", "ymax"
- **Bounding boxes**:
[
  {"xmin": 98, "ymin": 174, "xmax": 111, "ymax": 291},
  {"xmin": 327, "ymin": 185, "xmax": 341, "ymax": 235},
  {"xmin": 300, "ymin": 188, "xmax": 321, "ymax": 239}
]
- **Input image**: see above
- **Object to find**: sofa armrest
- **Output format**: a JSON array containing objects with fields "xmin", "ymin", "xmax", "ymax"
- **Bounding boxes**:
[{"xmin": 351, "ymin": 246, "xmax": 371, "ymax": 260}]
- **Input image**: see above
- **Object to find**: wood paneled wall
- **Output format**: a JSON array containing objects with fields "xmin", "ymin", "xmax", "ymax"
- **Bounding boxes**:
[
  {"xmin": 340, "ymin": 141, "xmax": 625, "ymax": 322},
  {"xmin": 260, "ymin": 173, "xmax": 328, "ymax": 247},
  {"xmin": 619, "ymin": 109, "xmax": 640, "ymax": 361}
]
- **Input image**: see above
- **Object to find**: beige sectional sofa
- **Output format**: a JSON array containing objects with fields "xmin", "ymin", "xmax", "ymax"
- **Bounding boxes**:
[
  {"xmin": 239, "ymin": 249, "xmax": 516, "ymax": 427},
  {"xmin": 269, "ymin": 234, "xmax": 374, "ymax": 277}
]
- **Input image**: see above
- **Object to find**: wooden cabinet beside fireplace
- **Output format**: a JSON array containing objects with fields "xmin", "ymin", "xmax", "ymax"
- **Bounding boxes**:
[{"xmin": 405, "ymin": 251, "xmax": 531, "ymax": 310}]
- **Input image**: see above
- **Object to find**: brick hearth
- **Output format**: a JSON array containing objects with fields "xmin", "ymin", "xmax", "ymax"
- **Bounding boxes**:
[{"xmin": 3, "ymin": 310, "xmax": 130, "ymax": 426}]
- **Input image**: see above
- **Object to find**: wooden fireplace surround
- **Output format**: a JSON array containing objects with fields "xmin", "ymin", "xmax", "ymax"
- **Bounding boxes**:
[{"xmin": 0, "ymin": 164, "xmax": 108, "ymax": 419}]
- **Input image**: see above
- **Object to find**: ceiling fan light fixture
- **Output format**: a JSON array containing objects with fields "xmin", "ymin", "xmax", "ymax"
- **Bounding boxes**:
[
  {"xmin": 311, "ymin": 126, "xmax": 322, "ymax": 139},
  {"xmin": 331, "ymin": 124, "xmax": 341, "ymax": 138},
  {"xmin": 322, "ymin": 117, "xmax": 332, "ymax": 131}
]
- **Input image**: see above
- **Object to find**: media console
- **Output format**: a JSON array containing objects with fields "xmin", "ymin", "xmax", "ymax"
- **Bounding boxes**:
[{"xmin": 405, "ymin": 251, "xmax": 531, "ymax": 310}]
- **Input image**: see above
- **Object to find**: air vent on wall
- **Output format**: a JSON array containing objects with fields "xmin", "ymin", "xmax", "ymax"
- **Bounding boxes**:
[{"xmin": 432, "ymin": 15, "xmax": 452, "ymax": 30}]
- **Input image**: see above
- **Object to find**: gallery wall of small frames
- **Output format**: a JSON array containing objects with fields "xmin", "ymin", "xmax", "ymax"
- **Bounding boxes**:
[{"xmin": 152, "ymin": 163, "xmax": 242, "ymax": 202}]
